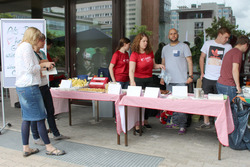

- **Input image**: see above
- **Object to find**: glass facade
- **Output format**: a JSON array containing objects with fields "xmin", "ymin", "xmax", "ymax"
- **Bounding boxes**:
[{"xmin": 75, "ymin": 0, "xmax": 112, "ymax": 77}]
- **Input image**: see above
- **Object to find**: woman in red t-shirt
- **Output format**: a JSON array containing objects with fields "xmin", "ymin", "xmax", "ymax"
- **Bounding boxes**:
[
  {"xmin": 109, "ymin": 38, "xmax": 131, "ymax": 89},
  {"xmin": 129, "ymin": 33, "xmax": 165, "ymax": 132}
]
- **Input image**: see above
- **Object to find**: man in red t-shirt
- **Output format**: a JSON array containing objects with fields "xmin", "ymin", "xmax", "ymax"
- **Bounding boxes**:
[{"xmin": 217, "ymin": 36, "xmax": 249, "ymax": 101}]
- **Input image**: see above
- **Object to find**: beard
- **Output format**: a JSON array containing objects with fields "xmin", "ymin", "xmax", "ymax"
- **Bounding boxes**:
[{"xmin": 169, "ymin": 38, "xmax": 178, "ymax": 42}]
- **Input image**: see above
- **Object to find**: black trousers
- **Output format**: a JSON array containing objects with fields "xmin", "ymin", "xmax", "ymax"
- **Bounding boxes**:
[{"xmin": 134, "ymin": 77, "xmax": 159, "ymax": 120}]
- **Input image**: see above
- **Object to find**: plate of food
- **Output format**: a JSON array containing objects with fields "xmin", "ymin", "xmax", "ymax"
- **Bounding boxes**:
[
  {"xmin": 160, "ymin": 90, "xmax": 170, "ymax": 94},
  {"xmin": 78, "ymin": 88, "xmax": 106, "ymax": 93}
]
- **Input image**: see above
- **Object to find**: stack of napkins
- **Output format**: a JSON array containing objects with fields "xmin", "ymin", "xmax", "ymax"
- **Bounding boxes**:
[{"xmin": 208, "ymin": 93, "xmax": 224, "ymax": 100}]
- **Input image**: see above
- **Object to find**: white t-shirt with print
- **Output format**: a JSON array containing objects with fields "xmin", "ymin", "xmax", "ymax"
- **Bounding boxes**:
[{"xmin": 201, "ymin": 40, "xmax": 232, "ymax": 80}]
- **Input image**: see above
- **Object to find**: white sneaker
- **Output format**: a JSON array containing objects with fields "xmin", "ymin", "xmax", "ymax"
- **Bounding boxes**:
[{"xmin": 34, "ymin": 139, "xmax": 45, "ymax": 146}]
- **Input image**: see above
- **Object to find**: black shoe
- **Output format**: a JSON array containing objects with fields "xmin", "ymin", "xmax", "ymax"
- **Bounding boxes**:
[
  {"xmin": 144, "ymin": 124, "xmax": 152, "ymax": 129},
  {"xmin": 135, "ymin": 129, "xmax": 144, "ymax": 134},
  {"xmin": 15, "ymin": 102, "xmax": 21, "ymax": 108}
]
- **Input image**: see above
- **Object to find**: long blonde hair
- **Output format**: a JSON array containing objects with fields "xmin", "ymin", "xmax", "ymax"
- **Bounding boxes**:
[{"xmin": 21, "ymin": 27, "xmax": 42, "ymax": 47}]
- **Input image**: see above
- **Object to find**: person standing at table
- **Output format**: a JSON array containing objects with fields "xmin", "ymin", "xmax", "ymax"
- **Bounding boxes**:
[
  {"xmin": 15, "ymin": 27, "xmax": 65, "ymax": 157},
  {"xmin": 129, "ymin": 33, "xmax": 165, "ymax": 133},
  {"xmin": 196, "ymin": 27, "xmax": 232, "ymax": 130},
  {"xmin": 31, "ymin": 34, "xmax": 70, "ymax": 146},
  {"xmin": 109, "ymin": 37, "xmax": 131, "ymax": 89},
  {"xmin": 160, "ymin": 28, "xmax": 193, "ymax": 135},
  {"xmin": 217, "ymin": 36, "xmax": 249, "ymax": 101}
]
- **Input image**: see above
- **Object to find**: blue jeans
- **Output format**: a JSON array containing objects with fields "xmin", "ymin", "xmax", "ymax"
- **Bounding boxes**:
[
  {"xmin": 117, "ymin": 81, "xmax": 129, "ymax": 89},
  {"xmin": 216, "ymin": 82, "xmax": 237, "ymax": 102},
  {"xmin": 166, "ymin": 83, "xmax": 188, "ymax": 128}
]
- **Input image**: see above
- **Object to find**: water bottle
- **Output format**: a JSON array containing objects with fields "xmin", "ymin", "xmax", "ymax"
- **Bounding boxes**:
[{"xmin": 100, "ymin": 72, "xmax": 103, "ymax": 77}]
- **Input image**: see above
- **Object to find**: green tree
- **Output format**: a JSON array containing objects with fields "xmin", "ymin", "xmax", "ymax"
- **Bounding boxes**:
[
  {"xmin": 0, "ymin": 13, "xmax": 14, "ymax": 18},
  {"xmin": 46, "ymin": 30, "xmax": 65, "ymax": 67},
  {"xmin": 191, "ymin": 33, "xmax": 204, "ymax": 71},
  {"xmin": 205, "ymin": 17, "xmax": 250, "ymax": 38},
  {"xmin": 127, "ymin": 25, "xmax": 152, "ymax": 37}
]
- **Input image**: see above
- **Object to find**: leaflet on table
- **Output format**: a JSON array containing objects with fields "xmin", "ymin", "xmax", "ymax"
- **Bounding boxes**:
[
  {"xmin": 127, "ymin": 86, "xmax": 142, "ymax": 97},
  {"xmin": 108, "ymin": 83, "xmax": 121, "ymax": 95},
  {"xmin": 172, "ymin": 86, "xmax": 188, "ymax": 97},
  {"xmin": 60, "ymin": 80, "xmax": 72, "ymax": 88},
  {"xmin": 208, "ymin": 93, "xmax": 224, "ymax": 100},
  {"xmin": 42, "ymin": 67, "xmax": 58, "ymax": 75},
  {"xmin": 144, "ymin": 87, "xmax": 160, "ymax": 98}
]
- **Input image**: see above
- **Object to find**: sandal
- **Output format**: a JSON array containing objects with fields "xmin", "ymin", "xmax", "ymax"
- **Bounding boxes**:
[
  {"xmin": 46, "ymin": 148, "xmax": 66, "ymax": 156},
  {"xmin": 23, "ymin": 148, "xmax": 39, "ymax": 157}
]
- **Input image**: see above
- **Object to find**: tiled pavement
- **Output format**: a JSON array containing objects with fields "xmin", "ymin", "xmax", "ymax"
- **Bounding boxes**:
[{"xmin": 0, "ymin": 97, "xmax": 250, "ymax": 167}]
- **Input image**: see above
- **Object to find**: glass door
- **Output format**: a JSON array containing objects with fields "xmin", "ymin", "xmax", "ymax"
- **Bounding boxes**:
[{"xmin": 75, "ymin": 0, "xmax": 112, "ymax": 77}]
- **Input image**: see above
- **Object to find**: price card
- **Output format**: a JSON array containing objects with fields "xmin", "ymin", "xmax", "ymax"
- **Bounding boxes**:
[
  {"xmin": 127, "ymin": 86, "xmax": 142, "ymax": 97},
  {"xmin": 60, "ymin": 80, "xmax": 72, "ymax": 88},
  {"xmin": 108, "ymin": 83, "xmax": 121, "ymax": 95},
  {"xmin": 144, "ymin": 87, "xmax": 160, "ymax": 98},
  {"xmin": 172, "ymin": 86, "xmax": 188, "ymax": 97}
]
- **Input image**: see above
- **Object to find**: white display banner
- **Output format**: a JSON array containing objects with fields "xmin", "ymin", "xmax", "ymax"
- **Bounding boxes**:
[{"xmin": 0, "ymin": 19, "xmax": 46, "ymax": 88}]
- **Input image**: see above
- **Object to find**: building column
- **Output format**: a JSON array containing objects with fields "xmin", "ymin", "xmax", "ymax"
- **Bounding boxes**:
[
  {"xmin": 65, "ymin": 0, "xmax": 76, "ymax": 78},
  {"xmin": 112, "ymin": 0, "xmax": 125, "ymax": 53},
  {"xmin": 31, "ymin": 0, "xmax": 43, "ymax": 18}
]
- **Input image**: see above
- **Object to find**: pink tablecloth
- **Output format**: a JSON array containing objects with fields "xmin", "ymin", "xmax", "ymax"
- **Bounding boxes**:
[
  {"xmin": 50, "ymin": 89, "xmax": 125, "ymax": 133},
  {"xmin": 118, "ymin": 95, "xmax": 234, "ymax": 146},
  {"xmin": 52, "ymin": 98, "xmax": 69, "ymax": 115}
]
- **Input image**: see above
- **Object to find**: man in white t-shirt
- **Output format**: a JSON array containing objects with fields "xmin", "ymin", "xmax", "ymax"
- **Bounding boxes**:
[{"xmin": 196, "ymin": 27, "xmax": 232, "ymax": 130}]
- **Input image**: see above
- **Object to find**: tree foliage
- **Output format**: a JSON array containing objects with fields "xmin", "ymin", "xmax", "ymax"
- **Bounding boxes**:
[
  {"xmin": 205, "ymin": 17, "xmax": 250, "ymax": 39},
  {"xmin": 0, "ymin": 13, "xmax": 14, "ymax": 18},
  {"xmin": 190, "ymin": 33, "xmax": 204, "ymax": 71},
  {"xmin": 127, "ymin": 25, "xmax": 152, "ymax": 36},
  {"xmin": 46, "ymin": 30, "xmax": 65, "ymax": 67}
]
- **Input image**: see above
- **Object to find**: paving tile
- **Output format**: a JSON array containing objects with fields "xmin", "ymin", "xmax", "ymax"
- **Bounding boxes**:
[{"xmin": 1, "ymin": 97, "xmax": 250, "ymax": 167}]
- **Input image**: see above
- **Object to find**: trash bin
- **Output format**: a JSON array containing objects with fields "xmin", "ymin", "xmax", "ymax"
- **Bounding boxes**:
[
  {"xmin": 229, "ymin": 96, "xmax": 250, "ymax": 150},
  {"xmin": 92, "ymin": 101, "xmax": 114, "ymax": 118}
]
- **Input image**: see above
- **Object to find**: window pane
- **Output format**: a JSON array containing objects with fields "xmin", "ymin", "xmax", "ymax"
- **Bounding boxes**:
[{"xmin": 76, "ymin": 0, "xmax": 112, "ymax": 76}]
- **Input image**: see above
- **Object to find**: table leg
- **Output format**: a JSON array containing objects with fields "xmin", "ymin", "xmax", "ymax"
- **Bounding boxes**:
[
  {"xmin": 218, "ymin": 142, "xmax": 222, "ymax": 160},
  {"xmin": 125, "ymin": 106, "xmax": 128, "ymax": 146},
  {"xmin": 94, "ymin": 101, "xmax": 99, "ymax": 122},
  {"xmin": 139, "ymin": 108, "xmax": 142, "ymax": 136},
  {"xmin": 68, "ymin": 99, "xmax": 72, "ymax": 126},
  {"xmin": 117, "ymin": 134, "xmax": 120, "ymax": 145}
]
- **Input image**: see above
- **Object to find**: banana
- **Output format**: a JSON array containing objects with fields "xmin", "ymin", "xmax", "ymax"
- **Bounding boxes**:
[{"xmin": 68, "ymin": 78, "xmax": 88, "ymax": 87}]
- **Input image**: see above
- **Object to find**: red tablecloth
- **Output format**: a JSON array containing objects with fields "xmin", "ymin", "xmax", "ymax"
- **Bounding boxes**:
[{"xmin": 118, "ymin": 94, "xmax": 234, "ymax": 146}]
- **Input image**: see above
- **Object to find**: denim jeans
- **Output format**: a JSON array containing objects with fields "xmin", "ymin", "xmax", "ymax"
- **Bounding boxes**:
[
  {"xmin": 216, "ymin": 82, "xmax": 237, "ymax": 102},
  {"xmin": 117, "ymin": 81, "xmax": 129, "ymax": 89},
  {"xmin": 166, "ymin": 83, "xmax": 188, "ymax": 128}
]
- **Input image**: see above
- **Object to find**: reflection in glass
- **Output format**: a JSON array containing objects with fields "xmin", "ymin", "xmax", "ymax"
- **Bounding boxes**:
[{"xmin": 76, "ymin": 0, "xmax": 112, "ymax": 77}]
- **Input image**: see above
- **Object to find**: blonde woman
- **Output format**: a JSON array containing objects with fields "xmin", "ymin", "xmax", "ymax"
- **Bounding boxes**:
[{"xmin": 15, "ymin": 27, "xmax": 65, "ymax": 157}]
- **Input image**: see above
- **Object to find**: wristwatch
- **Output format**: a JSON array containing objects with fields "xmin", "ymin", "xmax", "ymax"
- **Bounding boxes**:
[{"xmin": 188, "ymin": 75, "xmax": 193, "ymax": 79}]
